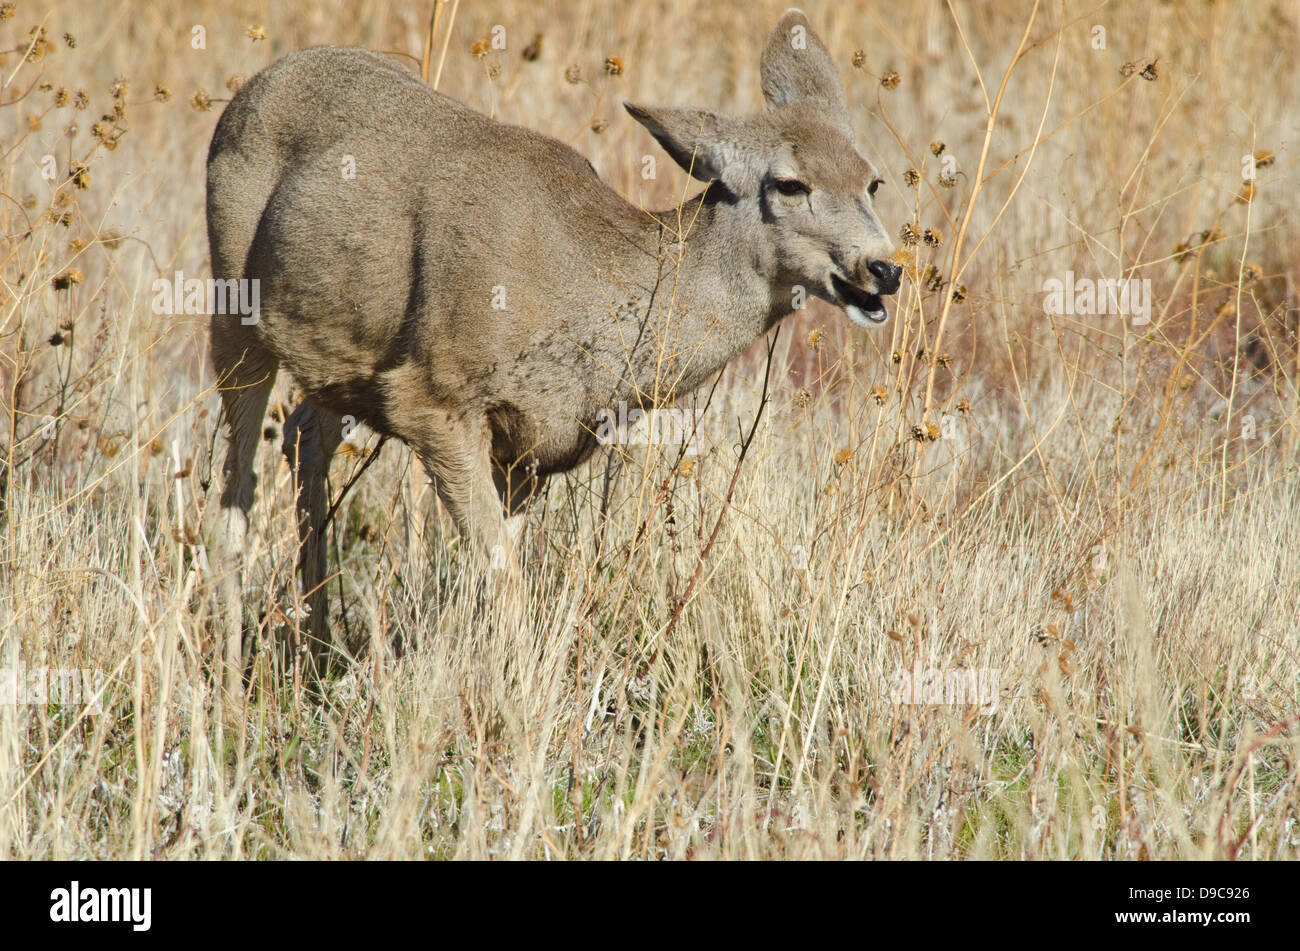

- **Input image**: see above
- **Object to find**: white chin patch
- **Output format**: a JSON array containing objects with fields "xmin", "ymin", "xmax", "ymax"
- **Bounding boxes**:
[{"xmin": 846, "ymin": 303, "xmax": 889, "ymax": 328}]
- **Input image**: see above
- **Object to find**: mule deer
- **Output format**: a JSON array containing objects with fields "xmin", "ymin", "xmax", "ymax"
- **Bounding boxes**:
[{"xmin": 206, "ymin": 8, "xmax": 899, "ymax": 681}]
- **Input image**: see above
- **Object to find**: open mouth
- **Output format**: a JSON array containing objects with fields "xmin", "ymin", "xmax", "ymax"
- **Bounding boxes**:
[{"xmin": 830, "ymin": 273, "xmax": 889, "ymax": 327}]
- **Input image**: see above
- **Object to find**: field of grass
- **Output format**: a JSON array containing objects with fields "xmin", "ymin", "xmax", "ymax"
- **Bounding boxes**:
[{"xmin": 1, "ymin": 0, "xmax": 1297, "ymax": 859}]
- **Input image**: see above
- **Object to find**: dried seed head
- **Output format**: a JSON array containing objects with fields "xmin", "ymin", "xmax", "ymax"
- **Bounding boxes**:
[
  {"xmin": 1253, "ymin": 150, "xmax": 1275, "ymax": 169},
  {"xmin": 153, "ymin": 84, "xmax": 171, "ymax": 103},
  {"xmin": 956, "ymin": 398, "xmax": 971, "ymax": 415},
  {"xmin": 226, "ymin": 74, "xmax": 246, "ymax": 94},
  {"xmin": 522, "ymin": 33, "xmax": 543, "ymax": 62},
  {"xmin": 69, "ymin": 161, "xmax": 89, "ymax": 190},
  {"xmin": 1140, "ymin": 61, "xmax": 1159, "ymax": 81},
  {"xmin": 923, "ymin": 265, "xmax": 945, "ymax": 293},
  {"xmin": 25, "ymin": 26, "xmax": 54, "ymax": 61},
  {"xmin": 247, "ymin": 24, "xmax": 267, "ymax": 42},
  {"xmin": 793, "ymin": 387, "xmax": 812, "ymax": 407},
  {"xmin": 470, "ymin": 39, "xmax": 490, "ymax": 58},
  {"xmin": 929, "ymin": 141, "xmax": 945, "ymax": 156},
  {"xmin": 73, "ymin": 89, "xmax": 89, "ymax": 110},
  {"xmin": 938, "ymin": 173, "xmax": 958, "ymax": 188},
  {"xmin": 63, "ymin": 32, "xmax": 75, "ymax": 48},
  {"xmin": 903, "ymin": 168, "xmax": 920, "ymax": 187},
  {"xmin": 880, "ymin": 70, "xmax": 900, "ymax": 89},
  {"xmin": 872, "ymin": 386, "xmax": 888, "ymax": 405},
  {"xmin": 564, "ymin": 64, "xmax": 583, "ymax": 84},
  {"xmin": 190, "ymin": 89, "xmax": 212, "ymax": 112},
  {"xmin": 851, "ymin": 49, "xmax": 866, "ymax": 69},
  {"xmin": 891, "ymin": 349, "xmax": 902, "ymax": 364},
  {"xmin": 1120, "ymin": 61, "xmax": 1138, "ymax": 77},
  {"xmin": 52, "ymin": 268, "xmax": 82, "ymax": 290},
  {"xmin": 0, "ymin": 4, "xmax": 14, "ymax": 20},
  {"xmin": 950, "ymin": 284, "xmax": 967, "ymax": 302},
  {"xmin": 835, "ymin": 447, "xmax": 854, "ymax": 465},
  {"xmin": 54, "ymin": 87, "xmax": 69, "ymax": 107},
  {"xmin": 109, "ymin": 77, "xmax": 128, "ymax": 100},
  {"xmin": 590, "ymin": 117, "xmax": 607, "ymax": 133},
  {"xmin": 936, "ymin": 352, "xmax": 952, "ymax": 369},
  {"xmin": 899, "ymin": 222, "xmax": 920, "ymax": 246},
  {"xmin": 923, "ymin": 227, "xmax": 942, "ymax": 247},
  {"xmin": 604, "ymin": 56, "xmax": 623, "ymax": 76},
  {"xmin": 1242, "ymin": 262, "xmax": 1262, "ymax": 282},
  {"xmin": 1236, "ymin": 182, "xmax": 1255, "ymax": 204},
  {"xmin": 807, "ymin": 328, "xmax": 824, "ymax": 349}
]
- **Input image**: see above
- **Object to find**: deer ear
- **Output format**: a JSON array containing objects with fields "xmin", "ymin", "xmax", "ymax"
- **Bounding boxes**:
[
  {"xmin": 760, "ymin": 8, "xmax": 852, "ymax": 137},
  {"xmin": 624, "ymin": 101, "xmax": 727, "ymax": 182}
]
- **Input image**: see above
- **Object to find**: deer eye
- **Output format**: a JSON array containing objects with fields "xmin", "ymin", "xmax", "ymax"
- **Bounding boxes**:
[
  {"xmin": 774, "ymin": 178, "xmax": 810, "ymax": 196},
  {"xmin": 868, "ymin": 178, "xmax": 884, "ymax": 197}
]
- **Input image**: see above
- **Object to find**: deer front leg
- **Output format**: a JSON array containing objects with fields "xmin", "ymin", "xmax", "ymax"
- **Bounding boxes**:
[
  {"xmin": 493, "ymin": 455, "xmax": 547, "ymax": 552},
  {"xmin": 410, "ymin": 414, "xmax": 515, "ymax": 574}
]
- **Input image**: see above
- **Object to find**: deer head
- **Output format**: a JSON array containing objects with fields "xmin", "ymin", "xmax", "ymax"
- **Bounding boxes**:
[{"xmin": 626, "ymin": 8, "xmax": 900, "ymax": 328}]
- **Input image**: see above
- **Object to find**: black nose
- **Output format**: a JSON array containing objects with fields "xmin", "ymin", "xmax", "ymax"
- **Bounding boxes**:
[{"xmin": 867, "ymin": 260, "xmax": 902, "ymax": 295}]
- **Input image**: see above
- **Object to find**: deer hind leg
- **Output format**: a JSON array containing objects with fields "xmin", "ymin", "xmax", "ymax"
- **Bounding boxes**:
[
  {"xmin": 281, "ymin": 399, "xmax": 344, "ymax": 674},
  {"xmin": 210, "ymin": 335, "xmax": 278, "ymax": 701}
]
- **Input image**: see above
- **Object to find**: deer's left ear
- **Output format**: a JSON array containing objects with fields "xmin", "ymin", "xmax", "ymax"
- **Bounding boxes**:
[
  {"xmin": 625, "ymin": 102, "xmax": 770, "ymax": 194},
  {"xmin": 760, "ymin": 8, "xmax": 853, "ymax": 140},
  {"xmin": 624, "ymin": 101, "xmax": 735, "ymax": 182}
]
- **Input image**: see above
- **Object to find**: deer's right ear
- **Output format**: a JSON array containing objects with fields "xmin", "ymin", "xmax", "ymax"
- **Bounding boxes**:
[
  {"xmin": 624, "ymin": 101, "xmax": 727, "ymax": 182},
  {"xmin": 760, "ymin": 8, "xmax": 852, "ymax": 139}
]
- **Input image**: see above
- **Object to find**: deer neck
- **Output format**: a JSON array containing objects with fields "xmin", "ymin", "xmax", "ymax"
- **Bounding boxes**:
[{"xmin": 610, "ymin": 184, "xmax": 784, "ymax": 406}]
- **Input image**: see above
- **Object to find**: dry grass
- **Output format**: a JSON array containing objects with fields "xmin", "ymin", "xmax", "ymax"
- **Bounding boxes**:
[{"xmin": 1, "ymin": 0, "xmax": 1298, "ymax": 859}]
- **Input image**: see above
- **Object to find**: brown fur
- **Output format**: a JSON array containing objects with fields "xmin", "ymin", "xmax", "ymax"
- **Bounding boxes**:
[{"xmin": 205, "ymin": 9, "xmax": 898, "ymax": 679}]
